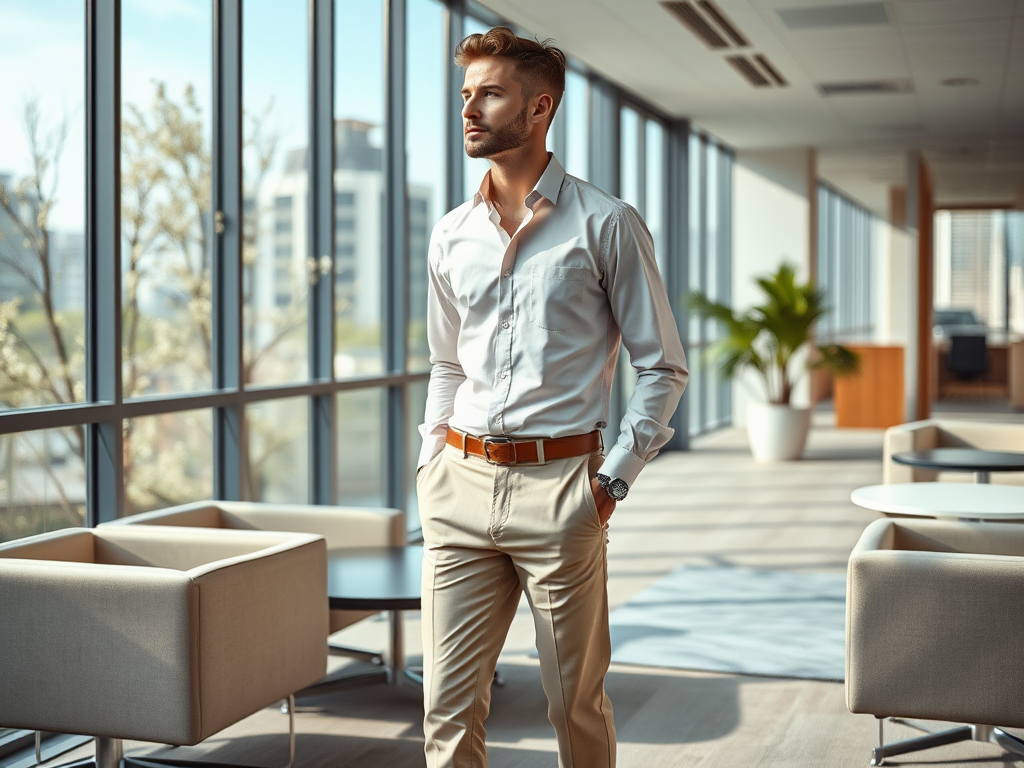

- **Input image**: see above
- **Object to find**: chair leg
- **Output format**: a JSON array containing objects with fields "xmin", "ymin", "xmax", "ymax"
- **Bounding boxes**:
[
  {"xmin": 328, "ymin": 642, "xmax": 384, "ymax": 666},
  {"xmin": 96, "ymin": 739, "xmax": 122, "ymax": 768},
  {"xmin": 122, "ymin": 694, "xmax": 298, "ymax": 768},
  {"xmin": 991, "ymin": 728, "xmax": 1024, "ymax": 758},
  {"xmin": 871, "ymin": 717, "xmax": 972, "ymax": 766}
]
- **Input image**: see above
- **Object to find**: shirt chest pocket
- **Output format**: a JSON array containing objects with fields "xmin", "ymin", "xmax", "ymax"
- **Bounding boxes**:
[{"xmin": 530, "ymin": 265, "xmax": 586, "ymax": 332}]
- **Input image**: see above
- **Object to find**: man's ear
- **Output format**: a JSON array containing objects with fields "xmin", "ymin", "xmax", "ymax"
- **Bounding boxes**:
[{"xmin": 530, "ymin": 93, "xmax": 553, "ymax": 126}]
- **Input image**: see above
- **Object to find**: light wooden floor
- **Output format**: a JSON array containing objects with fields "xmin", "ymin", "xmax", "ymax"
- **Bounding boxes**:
[{"xmin": 48, "ymin": 415, "xmax": 1024, "ymax": 767}]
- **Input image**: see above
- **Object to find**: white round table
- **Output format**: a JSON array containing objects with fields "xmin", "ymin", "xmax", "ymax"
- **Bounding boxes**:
[{"xmin": 851, "ymin": 483, "xmax": 1024, "ymax": 520}]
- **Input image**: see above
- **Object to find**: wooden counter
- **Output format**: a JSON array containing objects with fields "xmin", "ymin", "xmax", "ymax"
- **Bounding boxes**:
[{"xmin": 834, "ymin": 345, "xmax": 905, "ymax": 428}]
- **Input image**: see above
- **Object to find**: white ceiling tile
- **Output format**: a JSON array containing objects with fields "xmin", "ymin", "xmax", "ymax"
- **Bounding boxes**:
[
  {"xmin": 780, "ymin": 27, "xmax": 904, "ymax": 51},
  {"xmin": 899, "ymin": 20, "xmax": 1013, "ymax": 44}
]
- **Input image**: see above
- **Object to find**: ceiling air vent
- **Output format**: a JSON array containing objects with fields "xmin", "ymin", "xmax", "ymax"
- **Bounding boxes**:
[
  {"xmin": 697, "ymin": 1, "xmax": 750, "ymax": 47},
  {"xmin": 661, "ymin": 1, "xmax": 730, "ymax": 49},
  {"xmin": 777, "ymin": 2, "xmax": 890, "ymax": 30},
  {"xmin": 754, "ymin": 54, "xmax": 788, "ymax": 86},
  {"xmin": 818, "ymin": 79, "xmax": 912, "ymax": 96},
  {"xmin": 662, "ymin": 2, "xmax": 788, "ymax": 89},
  {"xmin": 727, "ymin": 55, "xmax": 770, "ymax": 87}
]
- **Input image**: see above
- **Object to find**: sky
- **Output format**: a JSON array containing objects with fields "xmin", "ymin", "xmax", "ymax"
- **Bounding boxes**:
[{"xmin": 0, "ymin": 0, "xmax": 87, "ymax": 231}]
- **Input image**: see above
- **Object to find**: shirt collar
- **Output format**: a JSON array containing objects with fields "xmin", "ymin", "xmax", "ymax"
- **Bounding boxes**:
[{"xmin": 473, "ymin": 153, "xmax": 566, "ymax": 210}]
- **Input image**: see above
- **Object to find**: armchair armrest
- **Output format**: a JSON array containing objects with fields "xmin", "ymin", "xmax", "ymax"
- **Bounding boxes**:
[{"xmin": 883, "ymin": 420, "xmax": 940, "ymax": 483}]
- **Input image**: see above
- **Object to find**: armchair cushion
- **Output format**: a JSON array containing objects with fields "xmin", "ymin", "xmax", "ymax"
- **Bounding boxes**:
[{"xmin": 0, "ymin": 526, "xmax": 327, "ymax": 746}]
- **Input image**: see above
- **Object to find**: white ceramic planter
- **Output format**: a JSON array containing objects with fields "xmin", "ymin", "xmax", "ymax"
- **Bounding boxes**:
[{"xmin": 747, "ymin": 402, "xmax": 812, "ymax": 462}]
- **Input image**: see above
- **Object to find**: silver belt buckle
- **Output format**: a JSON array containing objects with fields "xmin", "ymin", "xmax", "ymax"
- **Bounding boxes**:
[
  {"xmin": 481, "ymin": 436, "xmax": 547, "ymax": 465},
  {"xmin": 481, "ymin": 436, "xmax": 512, "ymax": 465}
]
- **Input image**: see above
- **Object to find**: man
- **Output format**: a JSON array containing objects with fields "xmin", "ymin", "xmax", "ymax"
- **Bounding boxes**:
[{"xmin": 417, "ymin": 27, "xmax": 688, "ymax": 768}]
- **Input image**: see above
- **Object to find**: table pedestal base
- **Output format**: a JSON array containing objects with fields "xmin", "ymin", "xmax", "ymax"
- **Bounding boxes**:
[
  {"xmin": 872, "ymin": 718, "xmax": 1024, "ymax": 765},
  {"xmin": 296, "ymin": 610, "xmax": 420, "ymax": 698}
]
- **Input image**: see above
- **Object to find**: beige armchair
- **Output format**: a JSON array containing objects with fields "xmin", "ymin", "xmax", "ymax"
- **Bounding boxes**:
[
  {"xmin": 847, "ymin": 517, "xmax": 1024, "ymax": 764},
  {"xmin": 104, "ymin": 499, "xmax": 406, "ymax": 688},
  {"xmin": 0, "ymin": 525, "xmax": 327, "ymax": 767},
  {"xmin": 883, "ymin": 419, "xmax": 1024, "ymax": 485}
]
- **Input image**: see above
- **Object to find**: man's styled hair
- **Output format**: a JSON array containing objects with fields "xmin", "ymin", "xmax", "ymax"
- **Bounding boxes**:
[{"xmin": 455, "ymin": 27, "xmax": 566, "ymax": 126}]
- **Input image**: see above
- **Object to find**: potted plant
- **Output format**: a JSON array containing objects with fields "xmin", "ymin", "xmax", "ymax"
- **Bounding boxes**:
[{"xmin": 688, "ymin": 263, "xmax": 859, "ymax": 462}]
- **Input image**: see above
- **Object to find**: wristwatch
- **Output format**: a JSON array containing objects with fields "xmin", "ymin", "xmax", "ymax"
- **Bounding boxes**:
[{"xmin": 596, "ymin": 473, "xmax": 629, "ymax": 501}]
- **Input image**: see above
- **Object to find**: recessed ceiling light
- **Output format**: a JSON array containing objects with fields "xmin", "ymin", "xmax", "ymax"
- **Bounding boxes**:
[{"xmin": 941, "ymin": 77, "xmax": 980, "ymax": 87}]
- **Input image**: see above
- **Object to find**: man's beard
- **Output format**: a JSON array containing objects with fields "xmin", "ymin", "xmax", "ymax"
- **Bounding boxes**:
[{"xmin": 465, "ymin": 103, "xmax": 530, "ymax": 159}]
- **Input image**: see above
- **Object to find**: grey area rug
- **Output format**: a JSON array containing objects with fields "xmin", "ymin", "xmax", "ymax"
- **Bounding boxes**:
[{"xmin": 609, "ymin": 565, "xmax": 847, "ymax": 682}]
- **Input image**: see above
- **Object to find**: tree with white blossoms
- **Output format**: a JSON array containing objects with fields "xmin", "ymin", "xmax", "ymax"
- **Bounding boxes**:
[{"xmin": 1, "ymin": 84, "xmax": 309, "ymax": 529}]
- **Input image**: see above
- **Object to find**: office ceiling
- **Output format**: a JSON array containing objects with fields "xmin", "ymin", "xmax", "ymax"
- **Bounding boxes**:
[{"xmin": 477, "ymin": 0, "xmax": 1024, "ymax": 213}]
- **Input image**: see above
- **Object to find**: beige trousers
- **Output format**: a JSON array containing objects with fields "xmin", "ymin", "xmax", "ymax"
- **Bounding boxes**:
[{"xmin": 417, "ymin": 444, "xmax": 616, "ymax": 768}]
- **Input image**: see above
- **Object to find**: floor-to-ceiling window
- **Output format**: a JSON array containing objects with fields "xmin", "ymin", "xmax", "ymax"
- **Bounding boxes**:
[
  {"xmin": 934, "ymin": 209, "xmax": 1024, "ymax": 337},
  {"xmin": 610, "ymin": 102, "xmax": 678, "ymax": 443},
  {"xmin": 817, "ymin": 183, "xmax": 876, "ymax": 341},
  {"xmin": 686, "ymin": 134, "xmax": 733, "ymax": 436}
]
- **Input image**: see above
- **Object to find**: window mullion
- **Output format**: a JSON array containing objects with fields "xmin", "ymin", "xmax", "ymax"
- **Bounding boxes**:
[
  {"xmin": 85, "ymin": 0, "xmax": 123, "ymax": 525},
  {"xmin": 212, "ymin": 0, "xmax": 245, "ymax": 501},
  {"xmin": 309, "ymin": 0, "xmax": 336, "ymax": 504}
]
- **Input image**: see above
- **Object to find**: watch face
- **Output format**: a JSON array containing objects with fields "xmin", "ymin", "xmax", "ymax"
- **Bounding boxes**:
[{"xmin": 609, "ymin": 478, "xmax": 629, "ymax": 500}]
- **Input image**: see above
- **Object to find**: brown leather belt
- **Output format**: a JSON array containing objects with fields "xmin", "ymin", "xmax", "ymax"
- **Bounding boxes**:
[{"xmin": 446, "ymin": 427, "xmax": 602, "ymax": 466}]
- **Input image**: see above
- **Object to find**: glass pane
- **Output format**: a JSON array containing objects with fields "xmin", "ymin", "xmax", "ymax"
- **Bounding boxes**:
[
  {"xmin": 337, "ymin": 388, "xmax": 385, "ymax": 506},
  {"xmin": 688, "ymin": 133, "xmax": 703, "ymax": 371},
  {"xmin": 124, "ymin": 409, "xmax": 213, "ymax": 516},
  {"xmin": 619, "ymin": 107, "xmax": 640, "ymax": 209},
  {"xmin": 406, "ymin": 380, "xmax": 428, "ymax": 533},
  {"xmin": 0, "ymin": 428, "xmax": 85, "ymax": 544},
  {"xmin": 563, "ymin": 70, "xmax": 589, "ymax": 180},
  {"xmin": 0, "ymin": 1, "xmax": 86, "ymax": 410},
  {"xmin": 121, "ymin": 0, "xmax": 213, "ymax": 397},
  {"xmin": 335, "ymin": 0, "xmax": 385, "ymax": 377},
  {"xmin": 407, "ymin": 0, "xmax": 445, "ymax": 372},
  {"xmin": 462, "ymin": 16, "xmax": 492, "ymax": 200},
  {"xmin": 705, "ymin": 145, "xmax": 719, "ymax": 425},
  {"xmin": 645, "ymin": 120, "xmax": 666, "ymax": 276},
  {"xmin": 248, "ymin": 397, "xmax": 308, "ymax": 503},
  {"xmin": 242, "ymin": 0, "xmax": 308, "ymax": 385},
  {"xmin": 687, "ymin": 353, "xmax": 702, "ymax": 437},
  {"xmin": 706, "ymin": 144, "xmax": 719, "ymax": 302},
  {"xmin": 1009, "ymin": 212, "xmax": 1024, "ymax": 335}
]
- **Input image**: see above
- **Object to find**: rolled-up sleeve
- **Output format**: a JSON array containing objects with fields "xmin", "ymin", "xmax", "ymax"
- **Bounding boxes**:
[
  {"xmin": 417, "ymin": 229, "xmax": 466, "ymax": 468},
  {"xmin": 600, "ymin": 204, "xmax": 688, "ymax": 486}
]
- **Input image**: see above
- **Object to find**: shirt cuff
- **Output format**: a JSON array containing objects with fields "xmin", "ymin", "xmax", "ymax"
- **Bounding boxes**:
[
  {"xmin": 417, "ymin": 434, "xmax": 447, "ymax": 470},
  {"xmin": 601, "ymin": 445, "xmax": 646, "ymax": 488}
]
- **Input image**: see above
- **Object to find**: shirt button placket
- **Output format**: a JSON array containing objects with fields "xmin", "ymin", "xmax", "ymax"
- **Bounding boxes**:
[{"xmin": 491, "ymin": 259, "xmax": 515, "ymax": 433}]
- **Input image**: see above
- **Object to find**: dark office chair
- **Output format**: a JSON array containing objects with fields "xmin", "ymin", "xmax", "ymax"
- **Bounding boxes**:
[{"xmin": 947, "ymin": 334, "xmax": 988, "ymax": 380}]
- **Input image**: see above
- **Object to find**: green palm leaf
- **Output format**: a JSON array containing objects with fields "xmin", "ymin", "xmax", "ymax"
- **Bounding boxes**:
[{"xmin": 687, "ymin": 263, "xmax": 860, "ymax": 405}]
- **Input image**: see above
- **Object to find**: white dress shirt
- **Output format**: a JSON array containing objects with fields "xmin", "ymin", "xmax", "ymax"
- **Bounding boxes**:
[{"xmin": 417, "ymin": 154, "xmax": 688, "ymax": 487}]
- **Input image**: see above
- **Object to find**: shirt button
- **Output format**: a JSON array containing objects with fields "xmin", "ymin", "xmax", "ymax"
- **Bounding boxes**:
[
  {"xmin": 500, "ymin": 371, "xmax": 509, "ymax": 379},
  {"xmin": 501, "ymin": 321, "xmax": 510, "ymax": 329},
  {"xmin": 503, "ymin": 270, "xmax": 511, "ymax": 277}
]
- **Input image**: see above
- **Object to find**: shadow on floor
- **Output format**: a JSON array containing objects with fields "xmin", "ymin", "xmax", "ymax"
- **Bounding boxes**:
[{"xmin": 125, "ymin": 662, "xmax": 757, "ymax": 768}]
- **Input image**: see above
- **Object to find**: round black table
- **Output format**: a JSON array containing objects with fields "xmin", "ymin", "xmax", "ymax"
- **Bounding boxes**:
[
  {"xmin": 892, "ymin": 448, "xmax": 1024, "ymax": 484},
  {"xmin": 327, "ymin": 545, "xmax": 423, "ymax": 612},
  {"xmin": 304, "ymin": 545, "xmax": 423, "ymax": 693}
]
